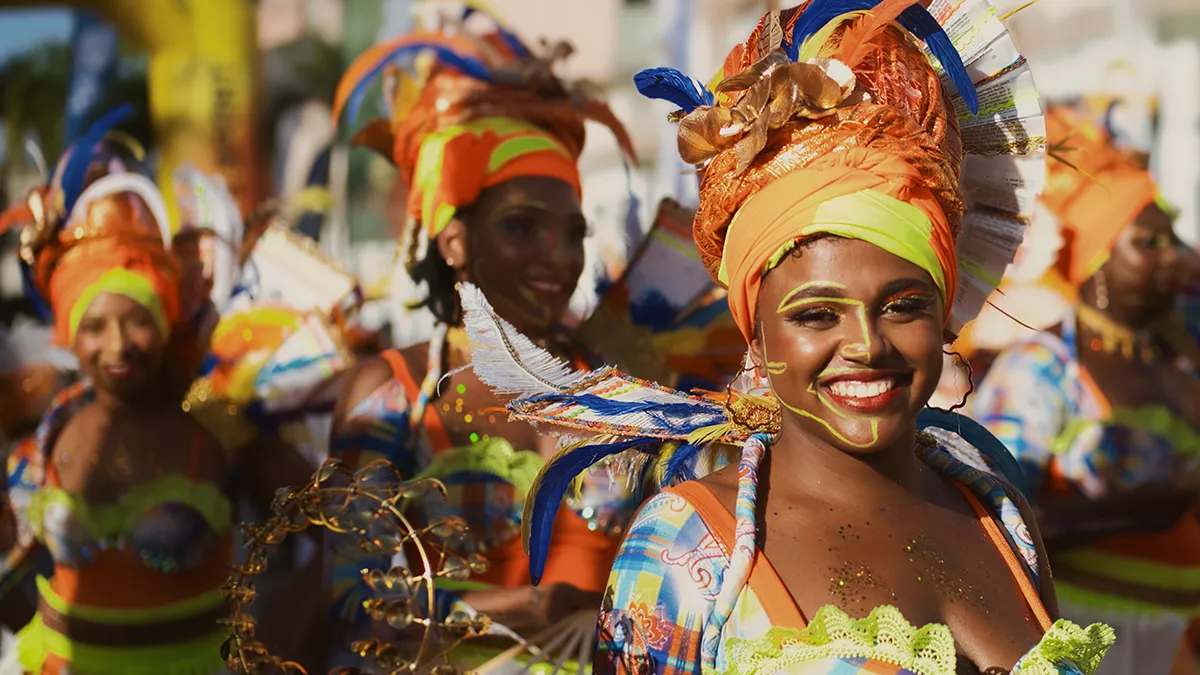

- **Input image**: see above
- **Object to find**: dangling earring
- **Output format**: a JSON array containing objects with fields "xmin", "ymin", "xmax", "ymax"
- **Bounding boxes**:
[
  {"xmin": 1094, "ymin": 269, "xmax": 1110, "ymax": 311},
  {"xmin": 926, "ymin": 347, "xmax": 974, "ymax": 414}
]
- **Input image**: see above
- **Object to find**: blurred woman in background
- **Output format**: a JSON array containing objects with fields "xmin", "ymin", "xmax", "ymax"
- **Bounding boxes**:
[
  {"xmin": 972, "ymin": 105, "xmax": 1200, "ymax": 675},
  {"xmin": 0, "ymin": 118, "xmax": 316, "ymax": 675},
  {"xmin": 327, "ymin": 4, "xmax": 640, "ymax": 669}
]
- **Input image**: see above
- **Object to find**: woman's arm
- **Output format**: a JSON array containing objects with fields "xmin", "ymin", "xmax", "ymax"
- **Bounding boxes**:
[
  {"xmin": 326, "ymin": 357, "xmax": 414, "ymax": 649},
  {"xmin": 239, "ymin": 430, "xmax": 328, "ymax": 670},
  {"xmin": 0, "ymin": 439, "xmax": 43, "ymax": 632}
]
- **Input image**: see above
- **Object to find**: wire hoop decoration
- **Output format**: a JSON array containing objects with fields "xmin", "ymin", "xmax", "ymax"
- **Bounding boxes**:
[{"xmin": 222, "ymin": 457, "xmax": 493, "ymax": 675}]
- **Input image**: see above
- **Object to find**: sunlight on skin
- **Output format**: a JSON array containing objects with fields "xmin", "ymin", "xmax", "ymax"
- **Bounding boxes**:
[
  {"xmin": 777, "ymin": 281, "xmax": 872, "ymax": 361},
  {"xmin": 766, "ymin": 281, "xmax": 881, "ymax": 449}
]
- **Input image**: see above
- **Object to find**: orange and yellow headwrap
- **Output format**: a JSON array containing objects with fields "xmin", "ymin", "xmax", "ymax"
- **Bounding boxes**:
[
  {"xmin": 677, "ymin": 3, "xmax": 964, "ymax": 343},
  {"xmin": 408, "ymin": 118, "xmax": 581, "ymax": 238},
  {"xmin": 25, "ymin": 187, "xmax": 181, "ymax": 347},
  {"xmin": 333, "ymin": 8, "xmax": 636, "ymax": 259},
  {"xmin": 1043, "ymin": 106, "xmax": 1159, "ymax": 286}
]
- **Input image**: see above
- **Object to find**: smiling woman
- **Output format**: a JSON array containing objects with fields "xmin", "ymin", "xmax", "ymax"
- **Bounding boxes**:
[
  {"xmin": 0, "ymin": 112, "xmax": 316, "ymax": 675},
  {"xmin": 325, "ymin": 4, "xmax": 641, "ymax": 672},
  {"xmin": 458, "ymin": 0, "xmax": 1122, "ymax": 674}
]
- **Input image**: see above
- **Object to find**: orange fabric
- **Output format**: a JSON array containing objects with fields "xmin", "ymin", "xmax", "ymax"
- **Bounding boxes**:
[
  {"xmin": 1043, "ymin": 106, "xmax": 1158, "ymax": 286},
  {"xmin": 48, "ymin": 533, "xmax": 232, "ymax": 609},
  {"xmin": 724, "ymin": 156, "xmax": 956, "ymax": 342},
  {"xmin": 381, "ymin": 349, "xmax": 453, "ymax": 453},
  {"xmin": 46, "ymin": 240, "xmax": 180, "ymax": 347},
  {"xmin": 691, "ymin": 9, "xmax": 962, "ymax": 295},
  {"xmin": 31, "ymin": 190, "xmax": 181, "ymax": 347},
  {"xmin": 1091, "ymin": 504, "xmax": 1200, "ymax": 568},
  {"xmin": 671, "ymin": 482, "xmax": 806, "ymax": 627},
  {"xmin": 406, "ymin": 122, "xmax": 582, "ymax": 237},
  {"xmin": 525, "ymin": 508, "xmax": 619, "ymax": 593}
]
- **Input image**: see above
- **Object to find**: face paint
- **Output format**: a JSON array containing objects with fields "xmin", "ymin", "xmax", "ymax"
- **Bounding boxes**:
[
  {"xmin": 762, "ymin": 312, "xmax": 882, "ymax": 449},
  {"xmin": 754, "ymin": 237, "xmax": 943, "ymax": 456}
]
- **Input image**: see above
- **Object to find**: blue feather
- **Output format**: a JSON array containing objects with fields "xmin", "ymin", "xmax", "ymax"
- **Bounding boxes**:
[
  {"xmin": 788, "ymin": 0, "xmax": 879, "ymax": 60},
  {"xmin": 634, "ymin": 67, "xmax": 714, "ymax": 113},
  {"xmin": 19, "ymin": 261, "xmax": 52, "ymax": 323},
  {"xmin": 522, "ymin": 393, "xmax": 726, "ymax": 433},
  {"xmin": 527, "ymin": 438, "xmax": 651, "ymax": 584},
  {"xmin": 896, "ymin": 5, "xmax": 978, "ymax": 115},
  {"xmin": 461, "ymin": 5, "xmax": 532, "ymax": 58},
  {"xmin": 787, "ymin": 1, "xmax": 978, "ymax": 115},
  {"xmin": 60, "ymin": 104, "xmax": 134, "ymax": 217},
  {"xmin": 344, "ymin": 42, "xmax": 493, "ymax": 125},
  {"xmin": 662, "ymin": 442, "xmax": 707, "ymax": 485}
]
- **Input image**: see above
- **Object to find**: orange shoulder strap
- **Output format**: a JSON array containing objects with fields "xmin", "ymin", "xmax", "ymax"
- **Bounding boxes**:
[
  {"xmin": 380, "ymin": 350, "xmax": 453, "ymax": 452},
  {"xmin": 954, "ymin": 483, "xmax": 1054, "ymax": 631},
  {"xmin": 668, "ymin": 481, "xmax": 806, "ymax": 628}
]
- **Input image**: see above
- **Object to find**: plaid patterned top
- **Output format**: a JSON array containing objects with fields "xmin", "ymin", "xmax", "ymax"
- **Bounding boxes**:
[
  {"xmin": 970, "ymin": 312, "xmax": 1199, "ymax": 499},
  {"xmin": 592, "ymin": 439, "xmax": 1099, "ymax": 675}
]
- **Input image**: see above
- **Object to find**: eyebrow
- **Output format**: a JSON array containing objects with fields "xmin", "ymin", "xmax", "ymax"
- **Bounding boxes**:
[
  {"xmin": 879, "ymin": 277, "xmax": 937, "ymax": 299},
  {"xmin": 776, "ymin": 281, "xmax": 848, "ymax": 313}
]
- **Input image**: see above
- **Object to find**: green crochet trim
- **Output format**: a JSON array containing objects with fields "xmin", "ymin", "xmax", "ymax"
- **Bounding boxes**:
[
  {"xmin": 27, "ymin": 474, "xmax": 232, "ymax": 543},
  {"xmin": 710, "ymin": 605, "xmax": 957, "ymax": 675},
  {"xmin": 15, "ymin": 614, "xmax": 226, "ymax": 675},
  {"xmin": 1053, "ymin": 404, "xmax": 1200, "ymax": 456},
  {"xmin": 414, "ymin": 437, "xmax": 543, "ymax": 495},
  {"xmin": 1012, "ymin": 619, "xmax": 1115, "ymax": 675}
]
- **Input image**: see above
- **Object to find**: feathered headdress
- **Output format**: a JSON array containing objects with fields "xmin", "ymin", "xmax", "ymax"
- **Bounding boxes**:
[
  {"xmin": 640, "ymin": 0, "xmax": 1045, "ymax": 336},
  {"xmin": 1, "ymin": 106, "xmax": 181, "ymax": 345},
  {"xmin": 333, "ymin": 3, "xmax": 638, "ymax": 270}
]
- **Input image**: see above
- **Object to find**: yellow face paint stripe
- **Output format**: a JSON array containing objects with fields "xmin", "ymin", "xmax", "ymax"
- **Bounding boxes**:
[
  {"xmin": 776, "ymin": 295, "xmax": 872, "ymax": 361},
  {"xmin": 762, "ymin": 326, "xmax": 881, "ymax": 449},
  {"xmin": 776, "ymin": 280, "xmax": 846, "ymax": 314}
]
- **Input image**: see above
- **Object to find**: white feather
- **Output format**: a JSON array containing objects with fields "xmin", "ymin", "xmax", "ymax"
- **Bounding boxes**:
[
  {"xmin": 457, "ymin": 282, "xmax": 586, "ymax": 396},
  {"xmin": 0, "ymin": 318, "xmax": 77, "ymax": 373}
]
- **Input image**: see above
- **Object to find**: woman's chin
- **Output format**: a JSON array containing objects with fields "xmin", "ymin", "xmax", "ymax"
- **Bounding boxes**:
[{"xmin": 808, "ymin": 418, "xmax": 918, "ymax": 455}]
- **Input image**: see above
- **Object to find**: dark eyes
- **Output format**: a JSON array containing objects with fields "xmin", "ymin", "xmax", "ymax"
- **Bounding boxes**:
[
  {"xmin": 499, "ymin": 217, "xmax": 536, "ymax": 237},
  {"xmin": 497, "ymin": 216, "xmax": 590, "ymax": 243},
  {"xmin": 882, "ymin": 295, "xmax": 935, "ymax": 317},
  {"xmin": 786, "ymin": 295, "xmax": 935, "ymax": 329},
  {"xmin": 1133, "ymin": 233, "xmax": 1173, "ymax": 250},
  {"xmin": 788, "ymin": 307, "xmax": 841, "ymax": 329}
]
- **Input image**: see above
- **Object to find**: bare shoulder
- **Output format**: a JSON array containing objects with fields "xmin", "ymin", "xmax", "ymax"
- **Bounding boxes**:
[
  {"xmin": 333, "ymin": 342, "xmax": 430, "ymax": 425},
  {"xmin": 695, "ymin": 462, "xmax": 740, "ymax": 518}
]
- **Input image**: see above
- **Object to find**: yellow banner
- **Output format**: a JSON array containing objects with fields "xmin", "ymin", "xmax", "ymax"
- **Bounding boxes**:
[{"xmin": 1, "ymin": 0, "xmax": 263, "ymax": 228}]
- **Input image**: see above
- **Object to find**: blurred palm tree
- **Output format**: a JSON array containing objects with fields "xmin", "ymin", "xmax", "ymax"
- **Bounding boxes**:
[
  {"xmin": 0, "ymin": 42, "xmax": 70, "ymax": 178},
  {"xmin": 0, "ymin": 39, "xmax": 150, "ymax": 186}
]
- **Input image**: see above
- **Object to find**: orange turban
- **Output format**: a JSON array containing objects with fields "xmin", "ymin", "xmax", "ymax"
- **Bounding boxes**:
[
  {"xmin": 333, "ymin": 15, "xmax": 636, "ymax": 264},
  {"xmin": 406, "ymin": 117, "xmax": 581, "ymax": 238},
  {"xmin": 27, "ymin": 189, "xmax": 181, "ymax": 346},
  {"xmin": 1043, "ymin": 106, "xmax": 1158, "ymax": 286},
  {"xmin": 682, "ymin": 4, "xmax": 963, "ymax": 342}
]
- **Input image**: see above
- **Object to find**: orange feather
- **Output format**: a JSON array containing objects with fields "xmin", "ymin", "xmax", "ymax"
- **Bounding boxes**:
[{"xmin": 835, "ymin": 0, "xmax": 921, "ymax": 69}]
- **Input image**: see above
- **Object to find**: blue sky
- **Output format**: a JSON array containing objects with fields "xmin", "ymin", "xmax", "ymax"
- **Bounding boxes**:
[{"xmin": 0, "ymin": 8, "xmax": 72, "ymax": 66}]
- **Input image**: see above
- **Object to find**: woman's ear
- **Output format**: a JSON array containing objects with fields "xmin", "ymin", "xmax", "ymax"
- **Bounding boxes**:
[
  {"xmin": 748, "ymin": 324, "xmax": 768, "ymax": 377},
  {"xmin": 436, "ymin": 218, "xmax": 469, "ymax": 272}
]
